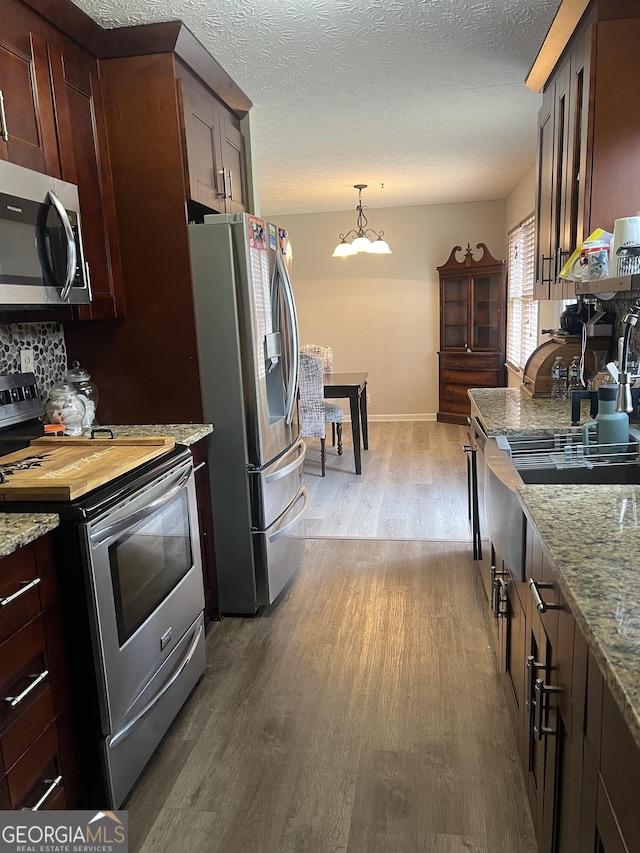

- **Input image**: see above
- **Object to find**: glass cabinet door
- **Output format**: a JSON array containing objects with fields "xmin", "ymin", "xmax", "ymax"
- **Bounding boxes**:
[
  {"xmin": 442, "ymin": 276, "xmax": 469, "ymax": 349},
  {"xmin": 471, "ymin": 273, "xmax": 500, "ymax": 350}
]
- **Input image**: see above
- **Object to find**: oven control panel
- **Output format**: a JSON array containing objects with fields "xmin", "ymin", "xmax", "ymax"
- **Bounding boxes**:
[{"xmin": 0, "ymin": 372, "xmax": 43, "ymax": 429}]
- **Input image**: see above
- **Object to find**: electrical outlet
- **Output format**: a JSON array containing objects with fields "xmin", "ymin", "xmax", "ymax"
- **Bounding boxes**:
[{"xmin": 20, "ymin": 349, "xmax": 35, "ymax": 374}]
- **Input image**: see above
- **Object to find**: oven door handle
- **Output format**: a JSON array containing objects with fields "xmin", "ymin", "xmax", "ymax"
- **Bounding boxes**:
[
  {"xmin": 107, "ymin": 619, "xmax": 204, "ymax": 750},
  {"xmin": 89, "ymin": 465, "xmax": 192, "ymax": 545}
]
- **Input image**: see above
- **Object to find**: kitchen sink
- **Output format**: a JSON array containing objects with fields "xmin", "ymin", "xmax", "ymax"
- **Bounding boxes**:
[
  {"xmin": 483, "ymin": 429, "xmax": 640, "ymax": 580},
  {"xmin": 494, "ymin": 429, "xmax": 640, "ymax": 486}
]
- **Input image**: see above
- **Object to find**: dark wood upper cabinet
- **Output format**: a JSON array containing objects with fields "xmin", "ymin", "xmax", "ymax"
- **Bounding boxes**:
[
  {"xmin": 534, "ymin": 1, "xmax": 640, "ymax": 299},
  {"xmin": 179, "ymin": 61, "xmax": 247, "ymax": 214},
  {"xmin": 55, "ymin": 50, "xmax": 125, "ymax": 320},
  {"xmin": 0, "ymin": 0, "xmax": 126, "ymax": 320},
  {"xmin": 0, "ymin": 6, "xmax": 62, "ymax": 175}
]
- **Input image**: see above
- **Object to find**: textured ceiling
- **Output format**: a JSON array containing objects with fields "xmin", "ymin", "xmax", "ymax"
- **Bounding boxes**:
[{"xmin": 69, "ymin": 0, "xmax": 561, "ymax": 215}]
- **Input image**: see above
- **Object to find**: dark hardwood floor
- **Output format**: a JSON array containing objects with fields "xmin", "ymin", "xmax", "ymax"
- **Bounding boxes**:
[{"xmin": 125, "ymin": 423, "xmax": 536, "ymax": 852}]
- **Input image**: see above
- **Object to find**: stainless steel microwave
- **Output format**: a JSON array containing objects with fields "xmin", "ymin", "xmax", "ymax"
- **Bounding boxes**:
[{"xmin": 0, "ymin": 160, "xmax": 91, "ymax": 308}]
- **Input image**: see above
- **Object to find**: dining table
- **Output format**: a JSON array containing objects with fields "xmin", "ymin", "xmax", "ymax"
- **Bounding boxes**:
[{"xmin": 323, "ymin": 372, "xmax": 368, "ymax": 474}]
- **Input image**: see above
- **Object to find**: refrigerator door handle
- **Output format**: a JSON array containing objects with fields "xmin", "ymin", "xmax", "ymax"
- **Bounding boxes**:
[
  {"xmin": 277, "ymin": 250, "xmax": 299, "ymax": 425},
  {"xmin": 264, "ymin": 439, "xmax": 306, "ymax": 484},
  {"xmin": 268, "ymin": 487, "xmax": 309, "ymax": 543}
]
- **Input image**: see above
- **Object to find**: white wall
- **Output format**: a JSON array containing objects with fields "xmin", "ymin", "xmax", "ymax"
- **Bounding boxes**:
[
  {"xmin": 273, "ymin": 201, "xmax": 506, "ymax": 419},
  {"xmin": 506, "ymin": 165, "xmax": 535, "ymax": 231}
]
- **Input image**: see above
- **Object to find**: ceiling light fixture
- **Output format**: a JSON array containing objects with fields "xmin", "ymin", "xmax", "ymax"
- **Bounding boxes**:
[{"xmin": 332, "ymin": 184, "xmax": 392, "ymax": 257}]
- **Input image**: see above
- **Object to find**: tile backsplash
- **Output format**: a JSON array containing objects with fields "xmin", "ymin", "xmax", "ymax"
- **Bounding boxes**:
[{"xmin": 0, "ymin": 322, "xmax": 67, "ymax": 398}]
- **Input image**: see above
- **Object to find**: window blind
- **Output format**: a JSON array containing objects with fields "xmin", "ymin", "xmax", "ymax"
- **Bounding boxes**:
[{"xmin": 507, "ymin": 214, "xmax": 538, "ymax": 371}]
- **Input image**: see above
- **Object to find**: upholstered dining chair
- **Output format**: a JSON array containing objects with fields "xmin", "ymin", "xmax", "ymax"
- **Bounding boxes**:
[
  {"xmin": 298, "ymin": 353, "xmax": 343, "ymax": 476},
  {"xmin": 300, "ymin": 343, "xmax": 343, "ymax": 451},
  {"xmin": 300, "ymin": 343, "xmax": 334, "ymax": 375}
]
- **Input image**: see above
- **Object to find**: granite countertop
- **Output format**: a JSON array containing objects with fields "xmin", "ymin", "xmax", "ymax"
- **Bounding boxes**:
[
  {"xmin": 85, "ymin": 423, "xmax": 214, "ymax": 446},
  {"xmin": 469, "ymin": 387, "xmax": 581, "ymax": 436},
  {"xmin": 518, "ymin": 483, "xmax": 640, "ymax": 750},
  {"xmin": 0, "ymin": 513, "xmax": 60, "ymax": 559}
]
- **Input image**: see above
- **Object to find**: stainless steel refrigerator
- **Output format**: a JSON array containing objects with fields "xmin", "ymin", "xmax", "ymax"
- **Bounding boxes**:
[{"xmin": 189, "ymin": 213, "xmax": 308, "ymax": 614}]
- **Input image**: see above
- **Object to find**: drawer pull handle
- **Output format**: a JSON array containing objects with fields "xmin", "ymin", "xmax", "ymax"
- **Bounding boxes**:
[
  {"xmin": 193, "ymin": 461, "xmax": 206, "ymax": 473},
  {"xmin": 533, "ymin": 678, "xmax": 561, "ymax": 741},
  {"xmin": 0, "ymin": 90, "xmax": 8, "ymax": 142},
  {"xmin": 24, "ymin": 775, "xmax": 63, "ymax": 811},
  {"xmin": 0, "ymin": 577, "xmax": 41, "ymax": 609},
  {"xmin": 526, "ymin": 655, "xmax": 546, "ymax": 714},
  {"xmin": 5, "ymin": 670, "xmax": 49, "ymax": 707},
  {"xmin": 528, "ymin": 578, "xmax": 560, "ymax": 613}
]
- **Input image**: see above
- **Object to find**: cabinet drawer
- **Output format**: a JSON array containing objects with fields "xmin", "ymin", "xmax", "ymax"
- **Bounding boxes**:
[
  {"xmin": 440, "ymin": 353, "xmax": 500, "ymax": 370},
  {"xmin": 441, "ymin": 383, "xmax": 471, "ymax": 401},
  {"xmin": 1, "ymin": 684, "xmax": 55, "ymax": 771},
  {"xmin": 527, "ymin": 547, "xmax": 560, "ymax": 646},
  {"xmin": 0, "ymin": 615, "xmax": 47, "ymax": 693},
  {"xmin": 16, "ymin": 755, "xmax": 67, "ymax": 811},
  {"xmin": 6, "ymin": 720, "xmax": 59, "ymax": 806},
  {"xmin": 441, "ymin": 369, "xmax": 498, "ymax": 385},
  {"xmin": 439, "ymin": 397, "xmax": 471, "ymax": 415},
  {"xmin": 0, "ymin": 544, "xmax": 43, "ymax": 644}
]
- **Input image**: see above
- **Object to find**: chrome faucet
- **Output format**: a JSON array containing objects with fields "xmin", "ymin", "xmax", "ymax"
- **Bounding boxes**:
[{"xmin": 615, "ymin": 299, "xmax": 640, "ymax": 413}]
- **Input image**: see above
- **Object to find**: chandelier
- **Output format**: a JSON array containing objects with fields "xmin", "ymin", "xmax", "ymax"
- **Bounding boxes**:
[{"xmin": 332, "ymin": 184, "xmax": 392, "ymax": 257}]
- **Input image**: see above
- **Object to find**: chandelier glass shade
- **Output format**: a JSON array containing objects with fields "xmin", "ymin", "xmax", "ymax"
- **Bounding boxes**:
[{"xmin": 332, "ymin": 184, "xmax": 392, "ymax": 257}]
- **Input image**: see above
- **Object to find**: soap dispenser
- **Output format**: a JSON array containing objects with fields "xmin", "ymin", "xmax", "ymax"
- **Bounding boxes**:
[{"xmin": 581, "ymin": 385, "xmax": 629, "ymax": 460}]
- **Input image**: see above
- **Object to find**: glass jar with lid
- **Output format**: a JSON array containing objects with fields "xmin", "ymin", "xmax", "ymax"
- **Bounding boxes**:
[
  {"xmin": 64, "ymin": 360, "xmax": 99, "ymax": 428},
  {"xmin": 44, "ymin": 381, "xmax": 86, "ymax": 436}
]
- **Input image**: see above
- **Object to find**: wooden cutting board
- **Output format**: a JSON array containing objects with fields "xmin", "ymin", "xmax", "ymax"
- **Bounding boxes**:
[{"xmin": 0, "ymin": 436, "xmax": 175, "ymax": 502}]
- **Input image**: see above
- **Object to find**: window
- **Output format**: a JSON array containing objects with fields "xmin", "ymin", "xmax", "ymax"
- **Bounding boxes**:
[{"xmin": 506, "ymin": 213, "xmax": 538, "ymax": 372}]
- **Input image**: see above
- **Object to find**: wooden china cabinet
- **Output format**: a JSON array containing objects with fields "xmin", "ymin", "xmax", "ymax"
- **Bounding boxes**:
[{"xmin": 437, "ymin": 243, "xmax": 506, "ymax": 424}]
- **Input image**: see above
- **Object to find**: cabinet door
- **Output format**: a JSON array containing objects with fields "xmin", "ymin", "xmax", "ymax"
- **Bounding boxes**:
[
  {"xmin": 549, "ymin": 62, "xmax": 571, "ymax": 301},
  {"xmin": 526, "ymin": 600, "xmax": 560, "ymax": 852},
  {"xmin": 52, "ymin": 48, "xmax": 126, "ymax": 320},
  {"xmin": 179, "ymin": 66, "xmax": 248, "ymax": 215},
  {"xmin": 440, "ymin": 276, "xmax": 469, "ymax": 350},
  {"xmin": 470, "ymin": 272, "xmax": 501, "ymax": 351},
  {"xmin": 580, "ymin": 745, "xmax": 628, "ymax": 853},
  {"xmin": 535, "ymin": 85, "xmax": 555, "ymax": 299},
  {"xmin": 535, "ymin": 58, "xmax": 575, "ymax": 301},
  {"xmin": 218, "ymin": 106, "xmax": 247, "ymax": 214},
  {"xmin": 587, "ymin": 18, "xmax": 640, "ymax": 243},
  {"xmin": 0, "ymin": 21, "xmax": 60, "ymax": 175},
  {"xmin": 180, "ymin": 66, "xmax": 225, "ymax": 212},
  {"xmin": 504, "ymin": 574, "xmax": 528, "ymax": 767},
  {"xmin": 558, "ymin": 37, "xmax": 588, "ymax": 301}
]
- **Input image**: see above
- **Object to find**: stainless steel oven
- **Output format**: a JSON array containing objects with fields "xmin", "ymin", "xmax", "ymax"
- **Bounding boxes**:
[
  {"xmin": 80, "ymin": 450, "xmax": 205, "ymax": 807},
  {"xmin": 0, "ymin": 373, "xmax": 205, "ymax": 808}
]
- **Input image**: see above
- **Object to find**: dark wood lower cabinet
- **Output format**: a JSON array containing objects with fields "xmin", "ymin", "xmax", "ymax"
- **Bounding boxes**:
[
  {"xmin": 580, "ymin": 651, "xmax": 640, "ymax": 853},
  {"xmin": 0, "ymin": 535, "xmax": 80, "ymax": 809},
  {"xmin": 504, "ymin": 572, "xmax": 527, "ymax": 768},
  {"xmin": 581, "ymin": 745, "xmax": 628, "ymax": 853},
  {"xmin": 486, "ymin": 517, "xmax": 629, "ymax": 853}
]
